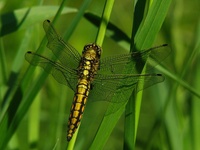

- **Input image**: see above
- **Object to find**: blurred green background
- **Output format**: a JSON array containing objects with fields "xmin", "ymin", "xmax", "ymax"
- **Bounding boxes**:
[{"xmin": 0, "ymin": 0, "xmax": 200, "ymax": 149}]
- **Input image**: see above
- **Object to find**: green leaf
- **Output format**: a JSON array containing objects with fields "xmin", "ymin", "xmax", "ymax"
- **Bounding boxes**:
[
  {"xmin": 0, "ymin": 6, "xmax": 77, "ymax": 37},
  {"xmin": 82, "ymin": 0, "xmax": 172, "ymax": 149},
  {"xmin": 0, "ymin": 4, "xmax": 77, "ymax": 150},
  {"xmin": 125, "ymin": 0, "xmax": 172, "ymax": 149}
]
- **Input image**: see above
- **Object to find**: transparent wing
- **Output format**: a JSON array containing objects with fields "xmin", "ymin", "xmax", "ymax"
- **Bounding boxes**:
[
  {"xmin": 89, "ymin": 73, "xmax": 164, "ymax": 102},
  {"xmin": 26, "ymin": 20, "xmax": 169, "ymax": 115},
  {"xmin": 87, "ymin": 45, "xmax": 170, "ymax": 114},
  {"xmin": 88, "ymin": 73, "xmax": 164, "ymax": 114},
  {"xmin": 43, "ymin": 20, "xmax": 81, "ymax": 68},
  {"xmin": 99, "ymin": 44, "xmax": 170, "ymax": 74},
  {"xmin": 25, "ymin": 51, "xmax": 78, "ymax": 92}
]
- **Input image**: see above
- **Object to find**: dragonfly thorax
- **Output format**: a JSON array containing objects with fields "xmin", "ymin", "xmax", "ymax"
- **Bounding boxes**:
[
  {"xmin": 78, "ymin": 43, "xmax": 102, "ymax": 81},
  {"xmin": 82, "ymin": 43, "xmax": 101, "ymax": 60}
]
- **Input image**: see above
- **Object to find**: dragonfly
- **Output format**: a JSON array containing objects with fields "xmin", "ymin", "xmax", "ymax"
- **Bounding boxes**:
[{"xmin": 25, "ymin": 20, "xmax": 170, "ymax": 141}]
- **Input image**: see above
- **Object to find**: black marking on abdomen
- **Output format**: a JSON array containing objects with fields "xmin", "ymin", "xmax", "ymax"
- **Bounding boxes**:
[{"xmin": 67, "ymin": 80, "xmax": 90, "ymax": 141}]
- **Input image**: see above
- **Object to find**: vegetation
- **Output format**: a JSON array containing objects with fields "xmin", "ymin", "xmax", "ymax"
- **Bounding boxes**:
[{"xmin": 0, "ymin": 0, "xmax": 199, "ymax": 149}]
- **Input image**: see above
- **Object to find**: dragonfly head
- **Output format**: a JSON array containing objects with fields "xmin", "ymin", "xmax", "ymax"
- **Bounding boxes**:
[{"xmin": 82, "ymin": 43, "xmax": 102, "ymax": 60}]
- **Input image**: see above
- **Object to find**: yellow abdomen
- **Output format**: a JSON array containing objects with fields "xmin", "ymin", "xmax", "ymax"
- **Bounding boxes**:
[
  {"xmin": 67, "ymin": 79, "xmax": 90, "ymax": 141},
  {"xmin": 67, "ymin": 43, "xmax": 101, "ymax": 141}
]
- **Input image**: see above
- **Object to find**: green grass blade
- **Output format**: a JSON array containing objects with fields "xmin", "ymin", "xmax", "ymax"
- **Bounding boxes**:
[
  {"xmin": 1, "ymin": 1, "xmax": 199, "ymax": 149},
  {"xmin": 190, "ymin": 21, "xmax": 200, "ymax": 150},
  {"xmin": 77, "ymin": 0, "xmax": 172, "ymax": 148},
  {"xmin": 84, "ymin": 12, "xmax": 130, "ymax": 49},
  {"xmin": 127, "ymin": 0, "xmax": 171, "ymax": 148},
  {"xmin": 63, "ymin": 0, "xmax": 93, "ymax": 41},
  {"xmin": 134, "ymin": 0, "xmax": 172, "ymax": 49},
  {"xmin": 89, "ymin": 0, "xmax": 116, "ymax": 148},
  {"xmin": 125, "ymin": 0, "xmax": 171, "ymax": 149},
  {"xmin": 0, "ymin": 39, "xmax": 8, "ymax": 84},
  {"xmin": 0, "ymin": 6, "xmax": 77, "ymax": 37},
  {"xmin": 155, "ymin": 63, "xmax": 200, "ymax": 98},
  {"xmin": 95, "ymin": 0, "xmax": 115, "ymax": 46},
  {"xmin": 64, "ymin": 0, "xmax": 93, "ymax": 148},
  {"xmin": 0, "ymin": 1, "xmax": 76, "ymax": 149}
]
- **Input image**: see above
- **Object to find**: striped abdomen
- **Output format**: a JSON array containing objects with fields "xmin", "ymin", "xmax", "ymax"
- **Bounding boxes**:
[
  {"xmin": 67, "ymin": 43, "xmax": 101, "ymax": 141},
  {"xmin": 67, "ymin": 79, "xmax": 90, "ymax": 141}
]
